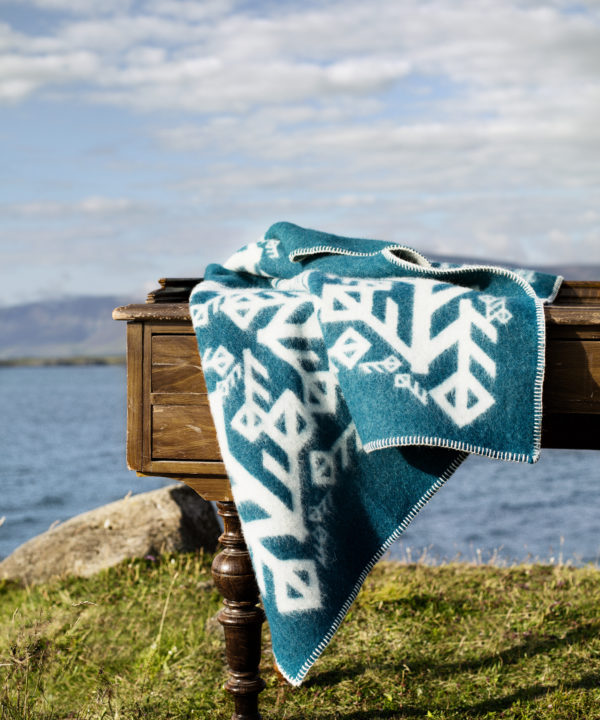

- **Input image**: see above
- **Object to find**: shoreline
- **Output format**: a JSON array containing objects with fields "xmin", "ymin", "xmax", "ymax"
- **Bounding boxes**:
[{"xmin": 0, "ymin": 355, "xmax": 126, "ymax": 367}]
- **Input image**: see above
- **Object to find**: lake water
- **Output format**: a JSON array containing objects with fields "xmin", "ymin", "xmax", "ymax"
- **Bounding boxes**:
[{"xmin": 0, "ymin": 366, "xmax": 598, "ymax": 565}]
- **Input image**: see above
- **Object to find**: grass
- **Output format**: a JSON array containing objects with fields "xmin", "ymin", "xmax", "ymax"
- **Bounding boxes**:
[{"xmin": 1, "ymin": 552, "xmax": 600, "ymax": 719}]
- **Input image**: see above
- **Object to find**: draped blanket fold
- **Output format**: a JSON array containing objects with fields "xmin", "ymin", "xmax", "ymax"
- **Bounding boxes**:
[{"xmin": 189, "ymin": 222, "xmax": 562, "ymax": 685}]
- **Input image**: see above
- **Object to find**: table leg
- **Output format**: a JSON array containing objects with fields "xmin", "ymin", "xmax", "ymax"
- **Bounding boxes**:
[{"xmin": 212, "ymin": 501, "xmax": 266, "ymax": 720}]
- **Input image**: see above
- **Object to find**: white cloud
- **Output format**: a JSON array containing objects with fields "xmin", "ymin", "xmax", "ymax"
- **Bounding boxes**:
[
  {"xmin": 5, "ymin": 196, "xmax": 149, "ymax": 217},
  {"xmin": 0, "ymin": 49, "xmax": 99, "ymax": 101},
  {"xmin": 2, "ymin": 0, "xmax": 597, "ymax": 112},
  {"xmin": 9, "ymin": 0, "xmax": 135, "ymax": 15},
  {"xmin": 1, "ymin": 0, "xmax": 600, "ymax": 296}
]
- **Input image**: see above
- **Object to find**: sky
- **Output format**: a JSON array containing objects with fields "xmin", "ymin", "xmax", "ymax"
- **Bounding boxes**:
[{"xmin": 1, "ymin": 0, "xmax": 599, "ymax": 307}]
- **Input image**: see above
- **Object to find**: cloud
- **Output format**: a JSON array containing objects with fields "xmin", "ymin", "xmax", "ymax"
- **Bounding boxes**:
[
  {"xmin": 2, "ymin": 1, "xmax": 597, "ymax": 110},
  {"xmin": 0, "ymin": 50, "xmax": 99, "ymax": 101},
  {"xmin": 8, "ymin": 0, "xmax": 135, "ymax": 15},
  {"xmin": 5, "ymin": 196, "xmax": 149, "ymax": 217},
  {"xmin": 1, "ymin": 0, "xmax": 600, "ymax": 299}
]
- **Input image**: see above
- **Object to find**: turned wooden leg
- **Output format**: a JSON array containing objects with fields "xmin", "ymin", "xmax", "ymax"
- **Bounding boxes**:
[{"xmin": 212, "ymin": 501, "xmax": 266, "ymax": 720}]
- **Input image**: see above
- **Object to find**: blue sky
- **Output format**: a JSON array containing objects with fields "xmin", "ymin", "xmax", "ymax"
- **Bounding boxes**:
[{"xmin": 1, "ymin": 0, "xmax": 599, "ymax": 306}]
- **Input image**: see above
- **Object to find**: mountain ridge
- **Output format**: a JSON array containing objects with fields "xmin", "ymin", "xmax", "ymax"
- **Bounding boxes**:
[
  {"xmin": 1, "ymin": 261, "xmax": 598, "ymax": 360},
  {"xmin": 0, "ymin": 295, "xmax": 132, "ymax": 360}
]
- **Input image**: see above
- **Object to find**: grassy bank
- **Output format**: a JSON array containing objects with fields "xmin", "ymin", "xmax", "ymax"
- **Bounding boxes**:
[{"xmin": 1, "ymin": 553, "xmax": 599, "ymax": 719}]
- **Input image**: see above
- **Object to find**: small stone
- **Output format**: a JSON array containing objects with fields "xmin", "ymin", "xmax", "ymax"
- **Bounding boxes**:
[{"xmin": 205, "ymin": 610, "xmax": 223, "ymax": 636}]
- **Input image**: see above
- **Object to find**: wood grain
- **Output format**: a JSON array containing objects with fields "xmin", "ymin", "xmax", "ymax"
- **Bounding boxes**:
[
  {"xmin": 142, "ymin": 324, "xmax": 153, "ymax": 469},
  {"xmin": 125, "ymin": 323, "xmax": 143, "ymax": 471},
  {"xmin": 152, "ymin": 333, "xmax": 199, "ymax": 363},
  {"xmin": 152, "ymin": 364, "xmax": 206, "ymax": 394},
  {"xmin": 151, "ymin": 333, "xmax": 206, "ymax": 394},
  {"xmin": 545, "ymin": 305, "xmax": 600, "ymax": 328},
  {"xmin": 152, "ymin": 404, "xmax": 222, "ymax": 459},
  {"xmin": 179, "ymin": 476, "xmax": 233, "ymax": 501},
  {"xmin": 137, "ymin": 460, "xmax": 227, "ymax": 475},
  {"xmin": 212, "ymin": 502, "xmax": 266, "ymax": 719},
  {"xmin": 553, "ymin": 280, "xmax": 600, "ymax": 305}
]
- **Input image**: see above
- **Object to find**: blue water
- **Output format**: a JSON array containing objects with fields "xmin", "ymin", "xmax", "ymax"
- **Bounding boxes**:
[
  {"xmin": 392, "ymin": 450, "xmax": 600, "ymax": 566},
  {"xmin": 0, "ymin": 366, "xmax": 598, "ymax": 565},
  {"xmin": 0, "ymin": 365, "xmax": 170, "ymax": 560}
]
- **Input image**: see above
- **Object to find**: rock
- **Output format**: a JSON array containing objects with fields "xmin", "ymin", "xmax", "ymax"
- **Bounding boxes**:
[
  {"xmin": 0, "ymin": 484, "xmax": 221, "ymax": 586},
  {"xmin": 205, "ymin": 609, "xmax": 223, "ymax": 637}
]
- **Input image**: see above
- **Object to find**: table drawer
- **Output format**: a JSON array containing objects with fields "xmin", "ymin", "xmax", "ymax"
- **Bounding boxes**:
[
  {"xmin": 151, "ymin": 335, "xmax": 207, "ymax": 394},
  {"xmin": 123, "ymin": 308, "xmax": 600, "ymax": 474},
  {"xmin": 125, "ymin": 322, "xmax": 225, "ymax": 477},
  {"xmin": 152, "ymin": 404, "xmax": 220, "ymax": 459}
]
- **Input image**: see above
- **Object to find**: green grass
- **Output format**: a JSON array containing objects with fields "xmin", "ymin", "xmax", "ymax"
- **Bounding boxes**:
[{"xmin": 1, "ymin": 553, "xmax": 600, "ymax": 719}]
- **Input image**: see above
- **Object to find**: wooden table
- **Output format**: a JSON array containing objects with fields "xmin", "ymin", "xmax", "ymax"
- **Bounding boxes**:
[{"xmin": 113, "ymin": 278, "xmax": 600, "ymax": 720}]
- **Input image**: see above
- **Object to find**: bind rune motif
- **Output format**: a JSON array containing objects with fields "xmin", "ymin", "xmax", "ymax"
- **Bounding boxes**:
[{"xmin": 320, "ymin": 277, "xmax": 506, "ymax": 428}]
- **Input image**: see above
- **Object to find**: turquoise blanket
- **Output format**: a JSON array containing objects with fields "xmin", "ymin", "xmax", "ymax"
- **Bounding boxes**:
[{"xmin": 189, "ymin": 222, "xmax": 562, "ymax": 685}]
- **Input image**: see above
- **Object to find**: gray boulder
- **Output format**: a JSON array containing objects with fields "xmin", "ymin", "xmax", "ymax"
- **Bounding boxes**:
[{"xmin": 0, "ymin": 484, "xmax": 221, "ymax": 586}]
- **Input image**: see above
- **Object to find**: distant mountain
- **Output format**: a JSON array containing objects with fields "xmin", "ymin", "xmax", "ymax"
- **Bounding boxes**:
[
  {"xmin": 0, "ymin": 295, "xmax": 133, "ymax": 361},
  {"xmin": 1, "ymin": 259, "xmax": 598, "ymax": 361},
  {"xmin": 428, "ymin": 255, "xmax": 600, "ymax": 281}
]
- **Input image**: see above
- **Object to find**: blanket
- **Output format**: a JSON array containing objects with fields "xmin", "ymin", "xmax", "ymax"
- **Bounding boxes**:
[{"xmin": 189, "ymin": 222, "xmax": 562, "ymax": 685}]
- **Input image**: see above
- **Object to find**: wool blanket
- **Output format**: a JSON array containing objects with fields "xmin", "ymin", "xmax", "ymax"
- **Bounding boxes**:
[{"xmin": 189, "ymin": 222, "xmax": 562, "ymax": 685}]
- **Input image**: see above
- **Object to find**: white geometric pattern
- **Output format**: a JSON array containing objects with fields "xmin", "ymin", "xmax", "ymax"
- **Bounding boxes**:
[
  {"xmin": 394, "ymin": 373, "xmax": 428, "ymax": 406},
  {"xmin": 216, "ymin": 363, "xmax": 242, "ymax": 398},
  {"xmin": 231, "ymin": 349, "xmax": 271, "ymax": 442},
  {"xmin": 257, "ymin": 295, "xmax": 322, "ymax": 374},
  {"xmin": 202, "ymin": 345, "xmax": 234, "ymax": 377},
  {"xmin": 192, "ymin": 255, "xmax": 529, "ymax": 618},
  {"xmin": 321, "ymin": 278, "xmax": 499, "ymax": 426},
  {"xmin": 329, "ymin": 327, "xmax": 372, "ymax": 369},
  {"xmin": 426, "ymin": 297, "xmax": 497, "ymax": 426},
  {"xmin": 479, "ymin": 294, "xmax": 513, "ymax": 325},
  {"xmin": 303, "ymin": 371, "xmax": 338, "ymax": 414},
  {"xmin": 360, "ymin": 354, "xmax": 403, "ymax": 374},
  {"xmin": 430, "ymin": 372, "xmax": 495, "ymax": 428},
  {"xmin": 263, "ymin": 238, "xmax": 281, "ymax": 258},
  {"xmin": 221, "ymin": 291, "xmax": 283, "ymax": 330}
]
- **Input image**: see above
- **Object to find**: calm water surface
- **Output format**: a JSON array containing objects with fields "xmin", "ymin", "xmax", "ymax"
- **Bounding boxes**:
[
  {"xmin": 0, "ymin": 365, "xmax": 170, "ymax": 560},
  {"xmin": 0, "ymin": 365, "xmax": 598, "ymax": 564}
]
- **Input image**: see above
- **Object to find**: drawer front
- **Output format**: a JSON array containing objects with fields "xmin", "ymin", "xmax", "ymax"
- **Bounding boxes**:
[
  {"xmin": 151, "ymin": 335, "xmax": 207, "ymax": 394},
  {"xmin": 128, "ymin": 321, "xmax": 600, "ymax": 472},
  {"xmin": 152, "ymin": 404, "xmax": 220, "ymax": 459},
  {"xmin": 144, "ymin": 325, "xmax": 223, "ymax": 471}
]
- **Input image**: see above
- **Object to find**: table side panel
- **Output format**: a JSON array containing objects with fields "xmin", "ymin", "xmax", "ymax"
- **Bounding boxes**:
[
  {"xmin": 142, "ymin": 323, "xmax": 153, "ymax": 469},
  {"xmin": 544, "ymin": 339, "xmax": 600, "ymax": 413},
  {"xmin": 126, "ymin": 323, "xmax": 143, "ymax": 471},
  {"xmin": 542, "ymin": 413, "xmax": 600, "ymax": 449}
]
